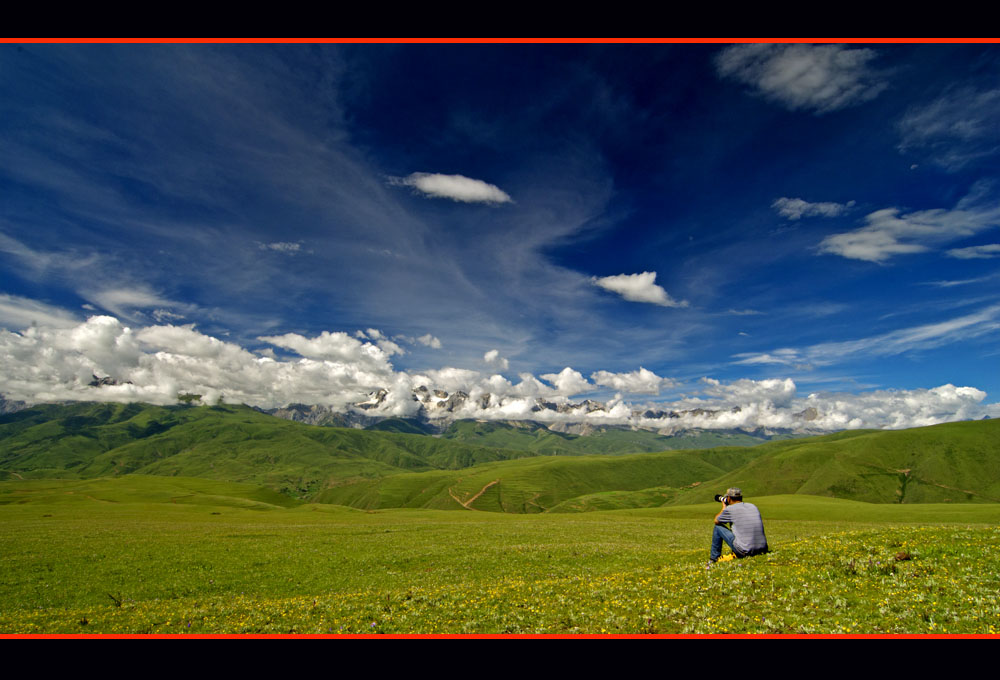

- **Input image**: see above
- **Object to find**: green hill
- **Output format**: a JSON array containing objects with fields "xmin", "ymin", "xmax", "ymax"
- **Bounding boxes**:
[
  {"xmin": 669, "ymin": 419, "xmax": 1000, "ymax": 505},
  {"xmin": 319, "ymin": 419, "xmax": 1000, "ymax": 512},
  {"xmin": 315, "ymin": 445, "xmax": 765, "ymax": 512},
  {"xmin": 0, "ymin": 475, "xmax": 302, "ymax": 510},
  {"xmin": 3, "ymin": 403, "xmax": 999, "ymax": 512},
  {"xmin": 549, "ymin": 420, "xmax": 1000, "ymax": 512},
  {"xmin": 0, "ymin": 402, "xmax": 534, "ymax": 498}
]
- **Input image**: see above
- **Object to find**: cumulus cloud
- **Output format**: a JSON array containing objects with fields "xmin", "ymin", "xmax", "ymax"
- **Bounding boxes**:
[
  {"xmin": 1, "ymin": 315, "xmax": 997, "ymax": 431},
  {"xmin": 946, "ymin": 244, "xmax": 1000, "ymax": 259},
  {"xmin": 699, "ymin": 376, "xmax": 796, "ymax": 407},
  {"xmin": 483, "ymin": 349, "xmax": 509, "ymax": 370},
  {"xmin": 259, "ymin": 329, "xmax": 402, "ymax": 367},
  {"xmin": 416, "ymin": 334, "xmax": 442, "ymax": 349},
  {"xmin": 648, "ymin": 379, "xmax": 997, "ymax": 431},
  {"xmin": 390, "ymin": 172, "xmax": 512, "ymax": 204},
  {"xmin": 590, "ymin": 367, "xmax": 676, "ymax": 394},
  {"xmin": 898, "ymin": 87, "xmax": 1000, "ymax": 170},
  {"xmin": 715, "ymin": 44, "xmax": 886, "ymax": 114},
  {"xmin": 592, "ymin": 272, "xmax": 688, "ymax": 308},
  {"xmin": 773, "ymin": 197, "xmax": 854, "ymax": 220},
  {"xmin": 818, "ymin": 189, "xmax": 1000, "ymax": 262},
  {"xmin": 540, "ymin": 367, "xmax": 592, "ymax": 395}
]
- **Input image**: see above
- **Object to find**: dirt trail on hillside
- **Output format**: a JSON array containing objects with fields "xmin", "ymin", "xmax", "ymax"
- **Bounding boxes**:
[
  {"xmin": 867, "ymin": 463, "xmax": 1000, "ymax": 502},
  {"xmin": 450, "ymin": 479, "xmax": 500, "ymax": 509}
]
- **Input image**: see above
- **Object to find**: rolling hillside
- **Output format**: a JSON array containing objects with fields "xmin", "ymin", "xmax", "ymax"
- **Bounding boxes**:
[
  {"xmin": 2, "ymin": 402, "xmax": 998, "ymax": 512},
  {"xmin": 0, "ymin": 402, "xmax": 534, "ymax": 497},
  {"xmin": 318, "ymin": 419, "xmax": 1000, "ymax": 512}
]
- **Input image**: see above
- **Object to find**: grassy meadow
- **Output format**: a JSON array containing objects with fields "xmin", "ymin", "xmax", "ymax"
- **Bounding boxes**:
[{"xmin": 2, "ymin": 476, "xmax": 999, "ymax": 635}]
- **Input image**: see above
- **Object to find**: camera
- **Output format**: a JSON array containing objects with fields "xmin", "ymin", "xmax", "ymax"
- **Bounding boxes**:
[{"xmin": 714, "ymin": 494, "xmax": 729, "ymax": 504}]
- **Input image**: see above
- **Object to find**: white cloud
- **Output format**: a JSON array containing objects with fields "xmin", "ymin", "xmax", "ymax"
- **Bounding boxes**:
[
  {"xmin": 394, "ymin": 333, "xmax": 443, "ymax": 350},
  {"xmin": 259, "ymin": 329, "xmax": 400, "ymax": 368},
  {"xmin": 257, "ymin": 241, "xmax": 302, "ymax": 253},
  {"xmin": 416, "ymin": 334, "xmax": 442, "ymax": 349},
  {"xmin": 152, "ymin": 309, "xmax": 185, "ymax": 323},
  {"xmin": 1, "ymin": 316, "xmax": 997, "ymax": 431},
  {"xmin": 798, "ymin": 384, "xmax": 993, "ymax": 431},
  {"xmin": 773, "ymin": 197, "xmax": 854, "ymax": 220},
  {"xmin": 592, "ymin": 271, "xmax": 688, "ymax": 308},
  {"xmin": 85, "ymin": 286, "xmax": 184, "ymax": 319},
  {"xmin": 540, "ymin": 367, "xmax": 592, "ymax": 395},
  {"xmin": 733, "ymin": 348, "xmax": 803, "ymax": 366},
  {"xmin": 699, "ymin": 376, "xmax": 797, "ymax": 407},
  {"xmin": 0, "ymin": 294, "xmax": 81, "ymax": 330},
  {"xmin": 898, "ymin": 87, "xmax": 1000, "ymax": 170},
  {"xmin": 818, "ymin": 189, "xmax": 1000, "ymax": 262},
  {"xmin": 715, "ymin": 44, "xmax": 886, "ymax": 114},
  {"xmin": 734, "ymin": 303, "xmax": 1000, "ymax": 367},
  {"xmin": 946, "ymin": 244, "xmax": 1000, "ymax": 259},
  {"xmin": 590, "ymin": 367, "xmax": 676, "ymax": 395},
  {"xmin": 390, "ymin": 172, "xmax": 512, "ymax": 204},
  {"xmin": 483, "ymin": 349, "xmax": 509, "ymax": 370},
  {"xmin": 728, "ymin": 308, "xmax": 762, "ymax": 316},
  {"xmin": 922, "ymin": 274, "xmax": 998, "ymax": 288}
]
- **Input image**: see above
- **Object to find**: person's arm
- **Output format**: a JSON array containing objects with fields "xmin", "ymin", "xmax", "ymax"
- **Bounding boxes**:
[{"xmin": 715, "ymin": 501, "xmax": 730, "ymax": 525}]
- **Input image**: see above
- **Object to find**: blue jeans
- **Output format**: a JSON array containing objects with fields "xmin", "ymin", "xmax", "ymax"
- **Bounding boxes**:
[{"xmin": 710, "ymin": 524, "xmax": 738, "ymax": 562}]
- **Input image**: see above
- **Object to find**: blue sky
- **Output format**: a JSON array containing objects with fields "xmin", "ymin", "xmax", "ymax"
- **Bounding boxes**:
[{"xmin": 1, "ymin": 43, "xmax": 999, "ymax": 428}]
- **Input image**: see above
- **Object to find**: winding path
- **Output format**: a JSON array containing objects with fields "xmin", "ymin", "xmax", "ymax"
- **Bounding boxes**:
[{"xmin": 449, "ymin": 479, "xmax": 500, "ymax": 510}]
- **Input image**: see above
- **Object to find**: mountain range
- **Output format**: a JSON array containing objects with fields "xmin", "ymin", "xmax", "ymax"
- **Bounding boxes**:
[{"xmin": 2, "ymin": 401, "xmax": 998, "ymax": 513}]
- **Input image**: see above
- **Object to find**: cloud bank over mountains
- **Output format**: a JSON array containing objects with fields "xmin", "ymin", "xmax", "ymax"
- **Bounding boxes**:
[{"xmin": 2, "ymin": 316, "xmax": 996, "ymax": 432}]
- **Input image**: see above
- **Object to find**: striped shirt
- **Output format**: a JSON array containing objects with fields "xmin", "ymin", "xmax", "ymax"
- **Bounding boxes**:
[{"xmin": 717, "ymin": 502, "xmax": 768, "ymax": 555}]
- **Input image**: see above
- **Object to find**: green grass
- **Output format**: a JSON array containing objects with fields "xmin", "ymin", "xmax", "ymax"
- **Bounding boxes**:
[{"xmin": 1, "ymin": 478, "xmax": 998, "ymax": 634}]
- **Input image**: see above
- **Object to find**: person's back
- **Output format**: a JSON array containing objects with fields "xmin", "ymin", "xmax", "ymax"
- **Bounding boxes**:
[
  {"xmin": 709, "ymin": 487, "xmax": 768, "ymax": 565},
  {"xmin": 718, "ymin": 501, "xmax": 768, "ymax": 556}
]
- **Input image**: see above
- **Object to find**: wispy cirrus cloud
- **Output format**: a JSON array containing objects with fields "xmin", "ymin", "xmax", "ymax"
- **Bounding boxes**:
[
  {"xmin": 592, "ymin": 272, "xmax": 688, "ymax": 308},
  {"xmin": 715, "ymin": 44, "xmax": 886, "ymax": 114},
  {"xmin": 773, "ymin": 197, "xmax": 854, "ymax": 220},
  {"xmin": 0, "ymin": 294, "xmax": 81, "ymax": 330},
  {"xmin": 898, "ymin": 86, "xmax": 1000, "ymax": 171},
  {"xmin": 817, "ymin": 185, "xmax": 1000, "ymax": 263},
  {"xmin": 946, "ymin": 244, "xmax": 1000, "ymax": 259},
  {"xmin": 257, "ymin": 241, "xmax": 302, "ymax": 253},
  {"xmin": 734, "ymin": 303, "xmax": 1000, "ymax": 367},
  {"xmin": 389, "ymin": 172, "xmax": 512, "ymax": 204}
]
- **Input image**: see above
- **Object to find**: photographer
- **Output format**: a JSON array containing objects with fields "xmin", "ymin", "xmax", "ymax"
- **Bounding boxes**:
[{"xmin": 708, "ymin": 486, "xmax": 768, "ymax": 568}]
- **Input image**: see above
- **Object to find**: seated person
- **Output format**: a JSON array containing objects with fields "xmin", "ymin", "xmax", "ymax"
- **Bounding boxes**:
[{"xmin": 708, "ymin": 486, "xmax": 768, "ymax": 567}]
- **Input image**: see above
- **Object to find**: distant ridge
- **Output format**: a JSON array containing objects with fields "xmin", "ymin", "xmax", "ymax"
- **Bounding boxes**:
[{"xmin": 2, "ymin": 401, "xmax": 998, "ymax": 512}]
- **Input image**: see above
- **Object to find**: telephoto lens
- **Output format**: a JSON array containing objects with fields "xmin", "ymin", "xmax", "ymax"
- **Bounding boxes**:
[{"xmin": 714, "ymin": 494, "xmax": 726, "ymax": 503}]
